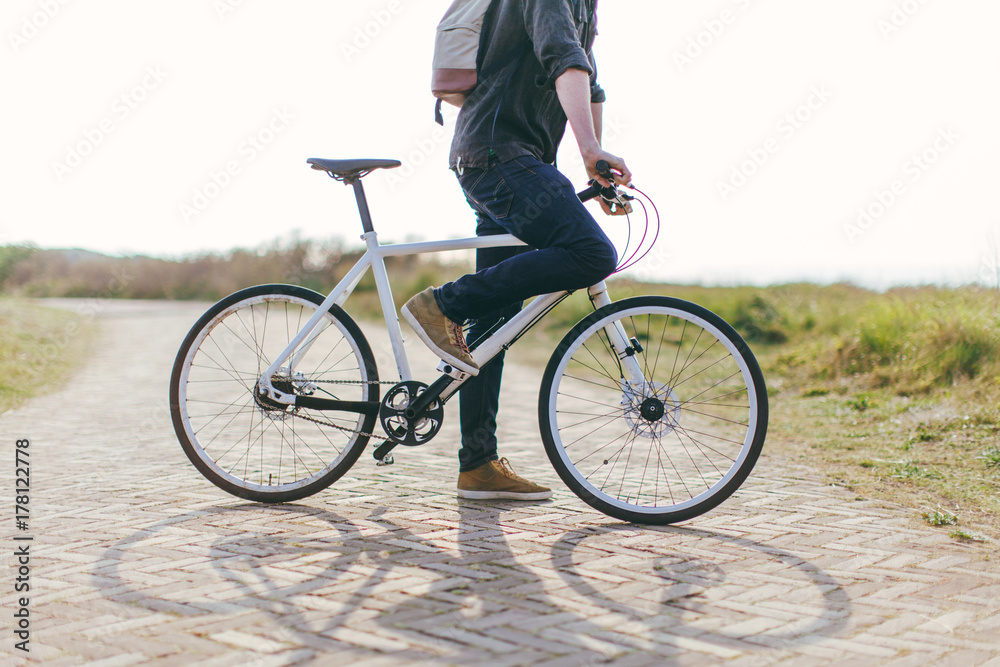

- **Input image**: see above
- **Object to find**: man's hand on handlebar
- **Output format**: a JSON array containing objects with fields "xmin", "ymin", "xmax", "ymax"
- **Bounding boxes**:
[
  {"xmin": 585, "ymin": 150, "xmax": 633, "ymax": 217},
  {"xmin": 585, "ymin": 149, "xmax": 631, "ymax": 188}
]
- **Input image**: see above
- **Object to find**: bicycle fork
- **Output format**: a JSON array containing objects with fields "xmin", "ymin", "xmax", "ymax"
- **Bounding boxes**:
[{"xmin": 589, "ymin": 283, "xmax": 646, "ymax": 386}]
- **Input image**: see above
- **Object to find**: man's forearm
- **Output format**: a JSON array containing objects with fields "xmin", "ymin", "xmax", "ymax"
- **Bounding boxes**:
[
  {"xmin": 555, "ymin": 68, "xmax": 601, "ymax": 159},
  {"xmin": 592, "ymin": 102, "xmax": 603, "ymax": 146},
  {"xmin": 555, "ymin": 68, "xmax": 631, "ymax": 187}
]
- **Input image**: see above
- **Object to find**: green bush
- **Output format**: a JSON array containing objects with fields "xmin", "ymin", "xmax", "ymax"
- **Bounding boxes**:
[
  {"xmin": 828, "ymin": 289, "xmax": 1000, "ymax": 391},
  {"xmin": 0, "ymin": 244, "xmax": 36, "ymax": 290},
  {"xmin": 928, "ymin": 319, "xmax": 997, "ymax": 384},
  {"xmin": 729, "ymin": 295, "xmax": 788, "ymax": 344}
]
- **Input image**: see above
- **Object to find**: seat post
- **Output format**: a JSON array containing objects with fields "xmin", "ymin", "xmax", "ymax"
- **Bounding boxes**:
[{"xmin": 349, "ymin": 178, "xmax": 375, "ymax": 234}]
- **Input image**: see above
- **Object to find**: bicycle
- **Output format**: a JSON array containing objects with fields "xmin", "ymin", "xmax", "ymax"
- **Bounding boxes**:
[{"xmin": 169, "ymin": 157, "xmax": 768, "ymax": 525}]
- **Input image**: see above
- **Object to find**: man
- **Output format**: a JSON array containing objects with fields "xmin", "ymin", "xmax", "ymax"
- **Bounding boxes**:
[{"xmin": 403, "ymin": 0, "xmax": 631, "ymax": 500}]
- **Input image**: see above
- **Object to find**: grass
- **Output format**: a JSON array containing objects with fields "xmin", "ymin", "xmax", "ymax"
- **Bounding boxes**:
[
  {"xmin": 825, "ymin": 289, "xmax": 1000, "ymax": 392},
  {"xmin": 950, "ymin": 529, "xmax": 987, "ymax": 542},
  {"xmin": 978, "ymin": 447, "xmax": 1000, "ymax": 469},
  {"xmin": 922, "ymin": 509, "xmax": 958, "ymax": 526},
  {"xmin": 847, "ymin": 393, "xmax": 877, "ymax": 413},
  {"xmin": 770, "ymin": 385, "xmax": 1000, "ymax": 539},
  {"xmin": 0, "ymin": 299, "xmax": 97, "ymax": 414},
  {"xmin": 891, "ymin": 460, "xmax": 943, "ymax": 481}
]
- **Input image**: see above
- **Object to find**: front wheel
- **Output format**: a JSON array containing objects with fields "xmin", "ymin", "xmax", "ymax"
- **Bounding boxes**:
[
  {"xmin": 169, "ymin": 285, "xmax": 379, "ymax": 503},
  {"xmin": 539, "ymin": 296, "xmax": 768, "ymax": 524}
]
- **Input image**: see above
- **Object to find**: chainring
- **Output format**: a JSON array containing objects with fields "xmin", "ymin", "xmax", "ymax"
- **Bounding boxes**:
[{"xmin": 378, "ymin": 381, "xmax": 444, "ymax": 447}]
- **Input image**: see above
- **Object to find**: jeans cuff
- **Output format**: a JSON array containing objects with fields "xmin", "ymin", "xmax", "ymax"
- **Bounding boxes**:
[
  {"xmin": 459, "ymin": 454, "xmax": 498, "ymax": 473},
  {"xmin": 433, "ymin": 286, "xmax": 464, "ymax": 325}
]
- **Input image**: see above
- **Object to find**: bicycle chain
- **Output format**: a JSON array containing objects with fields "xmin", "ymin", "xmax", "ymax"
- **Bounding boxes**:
[
  {"xmin": 285, "ymin": 408, "xmax": 380, "ymax": 440},
  {"xmin": 268, "ymin": 377, "xmax": 396, "ymax": 441},
  {"xmin": 298, "ymin": 378, "xmax": 399, "ymax": 386}
]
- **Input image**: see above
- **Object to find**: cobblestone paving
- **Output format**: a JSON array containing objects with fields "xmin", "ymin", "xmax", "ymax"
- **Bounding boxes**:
[{"xmin": 2, "ymin": 300, "xmax": 999, "ymax": 665}]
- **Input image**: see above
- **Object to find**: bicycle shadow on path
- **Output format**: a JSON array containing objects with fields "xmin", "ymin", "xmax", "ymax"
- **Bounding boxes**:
[{"xmin": 97, "ymin": 502, "xmax": 851, "ymax": 664}]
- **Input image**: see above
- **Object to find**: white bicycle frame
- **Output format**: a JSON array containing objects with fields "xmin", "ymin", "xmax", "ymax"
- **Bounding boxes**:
[{"xmin": 257, "ymin": 229, "xmax": 645, "ymax": 407}]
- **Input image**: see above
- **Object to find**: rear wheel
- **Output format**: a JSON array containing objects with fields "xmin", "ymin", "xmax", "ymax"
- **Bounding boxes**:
[
  {"xmin": 169, "ymin": 285, "xmax": 379, "ymax": 502},
  {"xmin": 539, "ymin": 296, "xmax": 768, "ymax": 524}
]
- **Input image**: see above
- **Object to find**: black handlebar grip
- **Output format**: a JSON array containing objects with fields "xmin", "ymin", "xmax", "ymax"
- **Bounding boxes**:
[
  {"xmin": 578, "ymin": 161, "xmax": 618, "ymax": 201},
  {"xmin": 577, "ymin": 182, "xmax": 602, "ymax": 202}
]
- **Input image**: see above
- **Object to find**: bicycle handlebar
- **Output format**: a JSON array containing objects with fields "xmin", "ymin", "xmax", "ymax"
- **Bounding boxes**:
[
  {"xmin": 577, "ymin": 159, "xmax": 632, "ymax": 205},
  {"xmin": 577, "ymin": 159, "xmax": 611, "ymax": 202},
  {"xmin": 576, "ymin": 183, "xmax": 603, "ymax": 202}
]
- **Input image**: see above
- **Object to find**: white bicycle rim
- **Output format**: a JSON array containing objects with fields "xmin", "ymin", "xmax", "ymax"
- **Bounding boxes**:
[
  {"xmin": 545, "ymin": 303, "xmax": 761, "ymax": 516},
  {"xmin": 177, "ymin": 294, "xmax": 372, "ymax": 494}
]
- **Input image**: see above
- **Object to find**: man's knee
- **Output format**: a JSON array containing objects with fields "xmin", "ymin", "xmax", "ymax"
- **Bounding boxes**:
[
  {"xmin": 566, "ymin": 239, "xmax": 616, "ymax": 288},
  {"xmin": 589, "ymin": 237, "xmax": 618, "ymax": 281}
]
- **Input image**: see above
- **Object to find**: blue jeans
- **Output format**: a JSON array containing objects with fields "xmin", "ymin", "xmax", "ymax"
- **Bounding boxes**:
[{"xmin": 434, "ymin": 155, "xmax": 617, "ymax": 472}]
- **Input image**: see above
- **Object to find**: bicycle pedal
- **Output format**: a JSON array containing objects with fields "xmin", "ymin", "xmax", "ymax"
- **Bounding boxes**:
[
  {"xmin": 437, "ymin": 360, "xmax": 470, "ymax": 381},
  {"xmin": 373, "ymin": 439, "xmax": 398, "ymax": 464}
]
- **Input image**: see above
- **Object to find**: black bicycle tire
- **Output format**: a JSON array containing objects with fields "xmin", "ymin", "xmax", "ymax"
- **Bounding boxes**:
[
  {"xmin": 169, "ymin": 284, "xmax": 379, "ymax": 503},
  {"xmin": 538, "ymin": 295, "xmax": 768, "ymax": 524}
]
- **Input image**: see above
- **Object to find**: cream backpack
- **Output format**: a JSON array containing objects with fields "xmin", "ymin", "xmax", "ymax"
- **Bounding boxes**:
[{"xmin": 433, "ymin": 0, "xmax": 528, "ymax": 124}]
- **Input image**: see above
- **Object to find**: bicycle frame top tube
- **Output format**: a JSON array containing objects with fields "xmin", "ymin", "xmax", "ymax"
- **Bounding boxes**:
[{"xmin": 258, "ymin": 229, "xmax": 531, "ymax": 404}]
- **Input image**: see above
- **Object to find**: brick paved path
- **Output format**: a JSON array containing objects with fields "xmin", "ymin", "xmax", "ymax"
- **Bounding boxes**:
[{"xmin": 2, "ymin": 300, "xmax": 998, "ymax": 665}]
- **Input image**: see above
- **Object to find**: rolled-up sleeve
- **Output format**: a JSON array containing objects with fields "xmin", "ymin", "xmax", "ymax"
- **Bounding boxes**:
[
  {"xmin": 521, "ymin": 0, "xmax": 592, "ymax": 87},
  {"xmin": 588, "ymin": 50, "xmax": 606, "ymax": 103}
]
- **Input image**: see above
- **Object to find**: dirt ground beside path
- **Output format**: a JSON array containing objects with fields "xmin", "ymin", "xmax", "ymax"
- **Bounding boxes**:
[{"xmin": 1, "ymin": 299, "xmax": 998, "ymax": 665}]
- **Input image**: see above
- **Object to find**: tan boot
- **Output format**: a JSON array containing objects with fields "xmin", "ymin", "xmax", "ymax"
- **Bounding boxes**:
[
  {"xmin": 401, "ymin": 287, "xmax": 478, "ymax": 375},
  {"xmin": 458, "ymin": 458, "xmax": 552, "ymax": 500}
]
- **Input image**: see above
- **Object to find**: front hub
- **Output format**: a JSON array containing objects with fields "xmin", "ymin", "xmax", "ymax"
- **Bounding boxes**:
[
  {"xmin": 639, "ymin": 397, "xmax": 666, "ymax": 422},
  {"xmin": 622, "ymin": 380, "xmax": 681, "ymax": 439}
]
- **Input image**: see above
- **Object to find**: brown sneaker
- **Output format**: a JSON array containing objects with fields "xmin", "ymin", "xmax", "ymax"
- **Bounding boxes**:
[
  {"xmin": 401, "ymin": 287, "xmax": 478, "ymax": 376},
  {"xmin": 458, "ymin": 458, "xmax": 552, "ymax": 500}
]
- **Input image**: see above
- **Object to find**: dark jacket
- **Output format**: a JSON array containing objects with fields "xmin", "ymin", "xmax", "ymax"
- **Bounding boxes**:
[{"xmin": 450, "ymin": 0, "xmax": 604, "ymax": 170}]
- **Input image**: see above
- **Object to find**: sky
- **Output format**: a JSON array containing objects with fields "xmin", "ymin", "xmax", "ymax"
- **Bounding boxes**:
[{"xmin": 3, "ymin": 0, "xmax": 999, "ymax": 289}]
